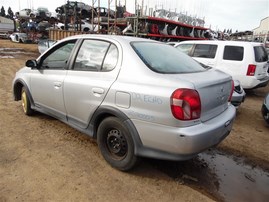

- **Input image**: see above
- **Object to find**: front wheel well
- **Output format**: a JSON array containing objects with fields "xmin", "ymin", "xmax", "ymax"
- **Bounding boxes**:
[{"xmin": 13, "ymin": 82, "xmax": 24, "ymax": 101}]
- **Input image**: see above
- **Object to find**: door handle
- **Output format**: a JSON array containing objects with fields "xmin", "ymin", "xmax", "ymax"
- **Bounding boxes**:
[
  {"xmin": 54, "ymin": 82, "xmax": 62, "ymax": 88},
  {"xmin": 92, "ymin": 88, "xmax": 105, "ymax": 96}
]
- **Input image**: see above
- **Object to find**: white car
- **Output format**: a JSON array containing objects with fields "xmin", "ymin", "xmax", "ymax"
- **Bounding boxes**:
[
  {"xmin": 15, "ymin": 8, "xmax": 35, "ymax": 18},
  {"xmin": 174, "ymin": 40, "xmax": 269, "ymax": 89},
  {"xmin": 168, "ymin": 42, "xmax": 246, "ymax": 108},
  {"xmin": 9, "ymin": 32, "xmax": 28, "ymax": 43},
  {"xmin": 68, "ymin": 20, "xmax": 99, "ymax": 32}
]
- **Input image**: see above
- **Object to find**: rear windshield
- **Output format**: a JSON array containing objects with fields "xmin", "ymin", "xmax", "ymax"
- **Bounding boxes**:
[
  {"xmin": 254, "ymin": 46, "xmax": 268, "ymax": 62},
  {"xmin": 131, "ymin": 42, "xmax": 206, "ymax": 74}
]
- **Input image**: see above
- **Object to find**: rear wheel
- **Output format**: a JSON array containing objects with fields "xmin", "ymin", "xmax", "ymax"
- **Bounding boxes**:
[
  {"xmin": 97, "ymin": 117, "xmax": 138, "ymax": 171},
  {"xmin": 21, "ymin": 87, "xmax": 34, "ymax": 116}
]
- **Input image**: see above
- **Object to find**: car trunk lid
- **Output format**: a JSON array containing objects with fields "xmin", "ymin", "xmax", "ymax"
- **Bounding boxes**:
[{"xmin": 174, "ymin": 69, "xmax": 233, "ymax": 122}]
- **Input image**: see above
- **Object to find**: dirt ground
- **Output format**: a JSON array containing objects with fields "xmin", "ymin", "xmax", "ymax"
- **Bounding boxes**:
[{"xmin": 0, "ymin": 39, "xmax": 268, "ymax": 202}]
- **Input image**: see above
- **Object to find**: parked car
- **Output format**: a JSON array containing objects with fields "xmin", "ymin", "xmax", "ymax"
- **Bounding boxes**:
[
  {"xmin": 13, "ymin": 35, "xmax": 236, "ymax": 171},
  {"xmin": 55, "ymin": 1, "xmax": 92, "ymax": 19},
  {"xmin": 173, "ymin": 40, "xmax": 269, "ymax": 89},
  {"xmin": 231, "ymin": 79, "xmax": 246, "ymax": 108},
  {"xmin": 68, "ymin": 20, "xmax": 99, "ymax": 32},
  {"xmin": 168, "ymin": 42, "xmax": 246, "ymax": 108},
  {"xmin": 38, "ymin": 39, "xmax": 56, "ymax": 54},
  {"xmin": 15, "ymin": 8, "xmax": 35, "ymax": 18},
  {"xmin": 9, "ymin": 32, "xmax": 28, "ymax": 43},
  {"xmin": 261, "ymin": 93, "xmax": 269, "ymax": 125},
  {"xmin": 94, "ymin": 7, "xmax": 116, "ymax": 18},
  {"xmin": 34, "ymin": 7, "xmax": 51, "ymax": 20}
]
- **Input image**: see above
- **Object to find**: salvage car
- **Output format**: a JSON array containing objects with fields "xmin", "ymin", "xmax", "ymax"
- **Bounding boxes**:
[
  {"xmin": 168, "ymin": 42, "xmax": 246, "ymax": 109},
  {"xmin": 173, "ymin": 40, "xmax": 269, "ymax": 89},
  {"xmin": 261, "ymin": 93, "xmax": 269, "ymax": 125},
  {"xmin": 9, "ymin": 32, "xmax": 28, "ymax": 43},
  {"xmin": 15, "ymin": 8, "xmax": 34, "ymax": 18},
  {"xmin": 55, "ymin": 1, "xmax": 92, "ymax": 19},
  {"xmin": 13, "ymin": 35, "xmax": 236, "ymax": 171}
]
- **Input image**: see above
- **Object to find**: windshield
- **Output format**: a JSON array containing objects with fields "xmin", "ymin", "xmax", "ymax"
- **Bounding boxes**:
[{"xmin": 131, "ymin": 42, "xmax": 206, "ymax": 74}]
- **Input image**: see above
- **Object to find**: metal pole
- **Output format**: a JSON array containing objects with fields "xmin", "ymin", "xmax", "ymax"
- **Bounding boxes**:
[
  {"xmin": 141, "ymin": 0, "xmax": 144, "ymax": 16},
  {"xmin": 92, "ymin": 0, "xmax": 94, "ymax": 25},
  {"xmin": 115, "ymin": 0, "xmax": 117, "ymax": 19},
  {"xmin": 98, "ymin": 0, "xmax": 100, "ymax": 32},
  {"xmin": 135, "ymin": 0, "xmax": 137, "ymax": 15}
]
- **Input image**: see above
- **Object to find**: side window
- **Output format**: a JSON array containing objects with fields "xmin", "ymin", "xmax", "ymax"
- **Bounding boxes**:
[
  {"xmin": 192, "ymin": 44, "xmax": 217, "ymax": 58},
  {"xmin": 74, "ymin": 40, "xmax": 110, "ymax": 71},
  {"xmin": 223, "ymin": 46, "xmax": 244, "ymax": 61},
  {"xmin": 102, "ymin": 44, "xmax": 119, "ymax": 71},
  {"xmin": 176, "ymin": 44, "xmax": 193, "ymax": 55},
  {"xmin": 41, "ymin": 40, "xmax": 76, "ymax": 69}
]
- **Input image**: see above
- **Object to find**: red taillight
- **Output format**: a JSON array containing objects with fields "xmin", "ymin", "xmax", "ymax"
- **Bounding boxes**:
[
  {"xmin": 247, "ymin": 64, "xmax": 256, "ymax": 76},
  {"xmin": 228, "ymin": 80, "xmax": 234, "ymax": 102},
  {"xmin": 170, "ymin": 89, "xmax": 201, "ymax": 120}
]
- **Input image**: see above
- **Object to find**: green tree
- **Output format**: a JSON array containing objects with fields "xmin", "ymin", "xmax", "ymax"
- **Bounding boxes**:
[
  {"xmin": 1, "ymin": 6, "xmax": 6, "ymax": 17},
  {"xmin": 8, "ymin": 7, "xmax": 14, "ymax": 18}
]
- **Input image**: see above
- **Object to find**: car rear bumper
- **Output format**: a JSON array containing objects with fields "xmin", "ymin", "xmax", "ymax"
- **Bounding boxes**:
[
  {"xmin": 231, "ymin": 90, "xmax": 246, "ymax": 108},
  {"xmin": 132, "ymin": 105, "xmax": 236, "ymax": 161},
  {"xmin": 242, "ymin": 76, "xmax": 269, "ymax": 89}
]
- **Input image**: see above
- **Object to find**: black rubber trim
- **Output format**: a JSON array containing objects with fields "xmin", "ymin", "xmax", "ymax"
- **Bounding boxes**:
[{"xmin": 13, "ymin": 79, "xmax": 35, "ymax": 108}]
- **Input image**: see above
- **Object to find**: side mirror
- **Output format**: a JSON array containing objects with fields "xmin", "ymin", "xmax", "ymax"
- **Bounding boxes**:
[{"xmin": 25, "ymin": 60, "xmax": 38, "ymax": 69}]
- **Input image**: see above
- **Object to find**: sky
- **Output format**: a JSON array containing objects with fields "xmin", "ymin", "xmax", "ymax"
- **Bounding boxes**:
[{"xmin": 0, "ymin": 0, "xmax": 268, "ymax": 32}]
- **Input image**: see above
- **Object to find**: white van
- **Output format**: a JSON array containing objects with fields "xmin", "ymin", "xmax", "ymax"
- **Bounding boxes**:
[{"xmin": 174, "ymin": 40, "xmax": 269, "ymax": 89}]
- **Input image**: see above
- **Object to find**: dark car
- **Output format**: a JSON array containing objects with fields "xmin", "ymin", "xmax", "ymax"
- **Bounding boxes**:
[
  {"xmin": 94, "ymin": 7, "xmax": 116, "ymax": 18},
  {"xmin": 55, "ymin": 1, "xmax": 92, "ymax": 19},
  {"xmin": 261, "ymin": 93, "xmax": 269, "ymax": 125}
]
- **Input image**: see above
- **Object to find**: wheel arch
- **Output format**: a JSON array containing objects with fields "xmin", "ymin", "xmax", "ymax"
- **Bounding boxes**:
[
  {"xmin": 88, "ymin": 106, "xmax": 143, "ymax": 155},
  {"xmin": 13, "ymin": 79, "xmax": 34, "ymax": 106}
]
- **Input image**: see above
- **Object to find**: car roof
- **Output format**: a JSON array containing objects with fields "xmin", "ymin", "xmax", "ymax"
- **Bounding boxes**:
[
  {"xmin": 176, "ymin": 40, "xmax": 264, "ymax": 46},
  {"xmin": 60, "ymin": 34, "xmax": 159, "ymax": 44}
]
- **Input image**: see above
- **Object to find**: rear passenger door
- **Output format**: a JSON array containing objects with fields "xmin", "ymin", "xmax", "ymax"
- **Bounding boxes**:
[
  {"xmin": 221, "ymin": 45, "xmax": 245, "ymax": 77},
  {"xmin": 63, "ymin": 39, "xmax": 120, "ymax": 128}
]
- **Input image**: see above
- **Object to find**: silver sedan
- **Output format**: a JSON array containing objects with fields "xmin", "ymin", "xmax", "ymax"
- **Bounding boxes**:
[{"xmin": 13, "ymin": 35, "xmax": 236, "ymax": 171}]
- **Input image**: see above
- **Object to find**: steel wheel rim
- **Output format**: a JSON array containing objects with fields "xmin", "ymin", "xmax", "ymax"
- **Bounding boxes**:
[{"xmin": 106, "ymin": 129, "xmax": 127, "ymax": 159}]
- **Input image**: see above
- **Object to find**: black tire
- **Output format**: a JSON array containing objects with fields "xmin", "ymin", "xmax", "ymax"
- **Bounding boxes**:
[
  {"xmin": 97, "ymin": 117, "xmax": 138, "ymax": 171},
  {"xmin": 21, "ymin": 87, "xmax": 34, "ymax": 116},
  {"xmin": 83, "ymin": 27, "xmax": 90, "ymax": 32},
  {"xmin": 261, "ymin": 105, "xmax": 269, "ymax": 125}
]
